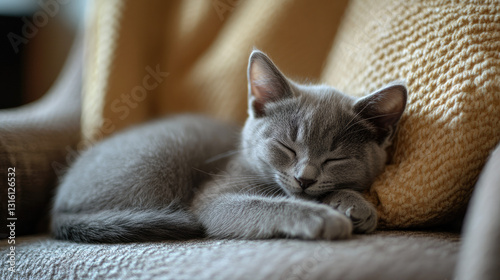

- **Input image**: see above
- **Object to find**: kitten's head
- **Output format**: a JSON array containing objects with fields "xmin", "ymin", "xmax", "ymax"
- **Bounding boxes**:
[{"xmin": 241, "ymin": 50, "xmax": 407, "ymax": 198}]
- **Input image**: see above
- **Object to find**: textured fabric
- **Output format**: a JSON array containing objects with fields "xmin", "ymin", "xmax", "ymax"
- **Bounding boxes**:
[
  {"xmin": 81, "ymin": 0, "xmax": 125, "ymax": 143},
  {"xmin": 0, "ymin": 38, "xmax": 82, "ymax": 237},
  {"xmin": 456, "ymin": 143, "xmax": 500, "ymax": 280},
  {"xmin": 1, "ymin": 231, "xmax": 459, "ymax": 280},
  {"xmin": 322, "ymin": 0, "xmax": 500, "ymax": 228}
]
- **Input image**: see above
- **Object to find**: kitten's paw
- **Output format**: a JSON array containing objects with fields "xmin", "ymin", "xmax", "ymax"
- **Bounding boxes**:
[
  {"xmin": 325, "ymin": 190, "xmax": 377, "ymax": 233},
  {"xmin": 280, "ymin": 204, "xmax": 352, "ymax": 240}
]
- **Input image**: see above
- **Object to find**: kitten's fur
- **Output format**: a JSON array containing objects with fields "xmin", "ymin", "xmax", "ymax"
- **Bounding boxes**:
[{"xmin": 52, "ymin": 50, "xmax": 407, "ymax": 243}]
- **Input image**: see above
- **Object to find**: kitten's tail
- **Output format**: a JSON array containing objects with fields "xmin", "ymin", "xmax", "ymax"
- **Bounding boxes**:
[{"xmin": 51, "ymin": 208, "xmax": 204, "ymax": 243}]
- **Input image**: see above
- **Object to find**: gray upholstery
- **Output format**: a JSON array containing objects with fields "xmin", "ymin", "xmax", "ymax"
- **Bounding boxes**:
[
  {"xmin": 456, "ymin": 143, "xmax": 500, "ymax": 280},
  {"xmin": 0, "ymin": 37, "xmax": 82, "ymax": 236},
  {"xmin": 1, "ymin": 231, "xmax": 459, "ymax": 280}
]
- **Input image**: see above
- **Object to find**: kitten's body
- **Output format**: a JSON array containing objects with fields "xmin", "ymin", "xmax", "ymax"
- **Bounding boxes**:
[
  {"xmin": 52, "ymin": 51, "xmax": 407, "ymax": 243},
  {"xmin": 52, "ymin": 116, "xmax": 238, "ymax": 242}
]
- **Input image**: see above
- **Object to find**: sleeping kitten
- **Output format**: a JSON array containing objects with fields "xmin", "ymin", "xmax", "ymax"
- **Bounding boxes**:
[{"xmin": 51, "ymin": 50, "xmax": 407, "ymax": 242}]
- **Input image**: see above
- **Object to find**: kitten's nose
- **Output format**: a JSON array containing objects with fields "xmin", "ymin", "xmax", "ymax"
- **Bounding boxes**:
[{"xmin": 294, "ymin": 177, "xmax": 317, "ymax": 190}]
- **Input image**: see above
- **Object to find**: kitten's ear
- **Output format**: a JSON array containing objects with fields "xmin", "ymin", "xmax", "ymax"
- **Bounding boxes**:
[
  {"xmin": 247, "ymin": 50, "xmax": 292, "ymax": 117},
  {"xmin": 354, "ymin": 83, "xmax": 407, "ymax": 138}
]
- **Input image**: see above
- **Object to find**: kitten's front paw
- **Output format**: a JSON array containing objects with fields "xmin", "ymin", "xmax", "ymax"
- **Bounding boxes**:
[
  {"xmin": 280, "ymin": 204, "xmax": 352, "ymax": 240},
  {"xmin": 324, "ymin": 190, "xmax": 377, "ymax": 233}
]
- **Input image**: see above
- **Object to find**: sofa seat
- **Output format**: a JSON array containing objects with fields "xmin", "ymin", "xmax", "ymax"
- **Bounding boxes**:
[{"xmin": 1, "ymin": 231, "xmax": 459, "ymax": 280}]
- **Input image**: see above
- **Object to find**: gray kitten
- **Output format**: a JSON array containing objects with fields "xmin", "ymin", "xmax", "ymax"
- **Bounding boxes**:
[{"xmin": 52, "ymin": 50, "xmax": 407, "ymax": 242}]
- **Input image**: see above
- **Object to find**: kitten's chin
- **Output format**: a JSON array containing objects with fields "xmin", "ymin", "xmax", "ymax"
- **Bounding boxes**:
[
  {"xmin": 290, "ymin": 191, "xmax": 317, "ymax": 201},
  {"xmin": 278, "ymin": 183, "xmax": 319, "ymax": 200},
  {"xmin": 275, "ymin": 180, "xmax": 319, "ymax": 200}
]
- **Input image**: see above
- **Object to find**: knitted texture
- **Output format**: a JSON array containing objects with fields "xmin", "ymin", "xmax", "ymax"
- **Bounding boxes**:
[
  {"xmin": 81, "ymin": 0, "xmax": 125, "ymax": 142},
  {"xmin": 321, "ymin": 0, "xmax": 500, "ymax": 227}
]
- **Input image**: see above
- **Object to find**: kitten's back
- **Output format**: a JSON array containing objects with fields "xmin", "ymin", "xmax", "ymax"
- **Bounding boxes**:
[{"xmin": 52, "ymin": 115, "xmax": 238, "ymax": 242}]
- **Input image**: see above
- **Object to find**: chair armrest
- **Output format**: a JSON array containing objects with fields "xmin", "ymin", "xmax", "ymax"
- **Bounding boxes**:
[
  {"xmin": 0, "ymin": 35, "xmax": 83, "ymax": 237},
  {"xmin": 456, "ymin": 143, "xmax": 500, "ymax": 280}
]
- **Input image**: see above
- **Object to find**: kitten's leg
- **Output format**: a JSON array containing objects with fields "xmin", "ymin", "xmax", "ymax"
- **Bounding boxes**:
[
  {"xmin": 194, "ymin": 193, "xmax": 352, "ymax": 240},
  {"xmin": 321, "ymin": 190, "xmax": 377, "ymax": 233}
]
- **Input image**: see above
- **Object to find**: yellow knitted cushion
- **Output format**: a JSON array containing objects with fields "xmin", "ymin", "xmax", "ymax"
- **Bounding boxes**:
[{"xmin": 322, "ymin": 0, "xmax": 500, "ymax": 228}]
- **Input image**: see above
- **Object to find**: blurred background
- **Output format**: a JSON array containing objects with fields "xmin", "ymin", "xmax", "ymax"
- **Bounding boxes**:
[{"xmin": 0, "ymin": 0, "xmax": 87, "ymax": 109}]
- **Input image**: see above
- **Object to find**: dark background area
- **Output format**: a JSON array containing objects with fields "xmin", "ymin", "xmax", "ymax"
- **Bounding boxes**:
[{"xmin": 0, "ymin": 1, "xmax": 84, "ymax": 109}]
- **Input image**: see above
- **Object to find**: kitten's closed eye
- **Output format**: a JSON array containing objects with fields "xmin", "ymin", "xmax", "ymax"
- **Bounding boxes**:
[
  {"xmin": 323, "ymin": 157, "xmax": 350, "ymax": 166},
  {"xmin": 276, "ymin": 141, "xmax": 296, "ymax": 157}
]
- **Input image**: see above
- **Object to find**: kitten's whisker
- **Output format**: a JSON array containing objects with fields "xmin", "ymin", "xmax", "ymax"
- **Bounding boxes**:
[
  {"xmin": 248, "ymin": 185, "xmax": 271, "ymax": 195},
  {"xmin": 336, "ymin": 127, "xmax": 374, "ymax": 143},
  {"xmin": 217, "ymin": 176, "xmax": 274, "ymax": 185},
  {"xmin": 343, "ymin": 112, "xmax": 401, "ymax": 133},
  {"xmin": 205, "ymin": 149, "xmax": 241, "ymax": 163},
  {"xmin": 238, "ymin": 182, "xmax": 274, "ymax": 194},
  {"xmin": 203, "ymin": 141, "xmax": 265, "ymax": 164},
  {"xmin": 215, "ymin": 180, "xmax": 270, "ymax": 191},
  {"xmin": 337, "ymin": 112, "xmax": 401, "ymax": 142},
  {"xmin": 254, "ymin": 184, "xmax": 280, "ymax": 197},
  {"xmin": 191, "ymin": 167, "xmax": 218, "ymax": 177},
  {"xmin": 192, "ymin": 167, "xmax": 272, "ymax": 183},
  {"xmin": 268, "ymin": 186, "xmax": 284, "ymax": 198},
  {"xmin": 341, "ymin": 101, "xmax": 371, "ymax": 134},
  {"xmin": 230, "ymin": 180, "xmax": 271, "ymax": 188},
  {"xmin": 210, "ymin": 174, "xmax": 271, "ymax": 180}
]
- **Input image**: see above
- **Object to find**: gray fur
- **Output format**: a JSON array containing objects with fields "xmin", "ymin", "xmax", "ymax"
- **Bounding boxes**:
[
  {"xmin": 52, "ymin": 116, "xmax": 238, "ymax": 242},
  {"xmin": 52, "ymin": 50, "xmax": 406, "ymax": 243}
]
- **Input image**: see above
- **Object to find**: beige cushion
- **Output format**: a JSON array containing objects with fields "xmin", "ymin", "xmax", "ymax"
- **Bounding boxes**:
[{"xmin": 321, "ymin": 0, "xmax": 500, "ymax": 228}]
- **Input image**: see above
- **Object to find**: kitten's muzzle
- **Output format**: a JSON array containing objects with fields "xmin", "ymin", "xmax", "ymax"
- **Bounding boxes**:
[{"xmin": 294, "ymin": 177, "xmax": 317, "ymax": 190}]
